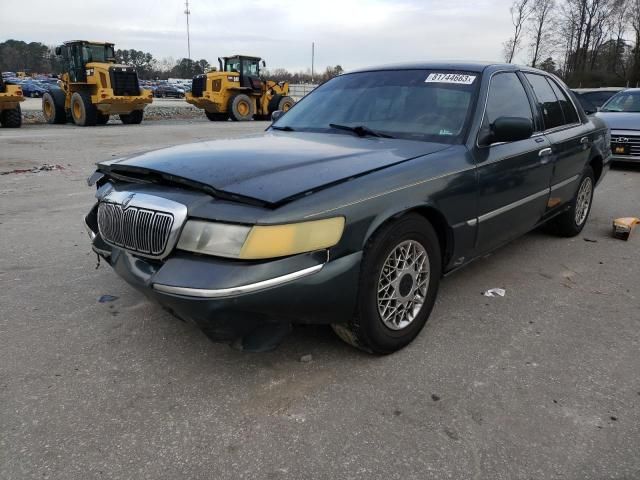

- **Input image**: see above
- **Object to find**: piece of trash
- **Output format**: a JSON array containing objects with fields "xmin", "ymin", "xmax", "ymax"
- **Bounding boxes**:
[
  {"xmin": 612, "ymin": 217, "xmax": 640, "ymax": 241},
  {"xmin": 98, "ymin": 295, "xmax": 119, "ymax": 303},
  {"xmin": 431, "ymin": 394, "xmax": 441, "ymax": 401},
  {"xmin": 299, "ymin": 354, "xmax": 313, "ymax": 363},
  {"xmin": 583, "ymin": 237, "xmax": 598, "ymax": 243},
  {"xmin": 483, "ymin": 288, "xmax": 505, "ymax": 297},
  {"xmin": 0, "ymin": 164, "xmax": 64, "ymax": 175}
]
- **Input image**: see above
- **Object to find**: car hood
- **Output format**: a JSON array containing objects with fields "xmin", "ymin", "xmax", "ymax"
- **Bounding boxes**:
[
  {"xmin": 98, "ymin": 131, "xmax": 452, "ymax": 205},
  {"xmin": 594, "ymin": 111, "xmax": 640, "ymax": 131}
]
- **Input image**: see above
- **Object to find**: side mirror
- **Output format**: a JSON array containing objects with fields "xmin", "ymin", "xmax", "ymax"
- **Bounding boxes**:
[
  {"xmin": 55, "ymin": 46, "xmax": 62, "ymax": 56},
  {"xmin": 262, "ymin": 60, "xmax": 266, "ymax": 68},
  {"xmin": 489, "ymin": 116, "xmax": 533, "ymax": 144},
  {"xmin": 271, "ymin": 110, "xmax": 285, "ymax": 122}
]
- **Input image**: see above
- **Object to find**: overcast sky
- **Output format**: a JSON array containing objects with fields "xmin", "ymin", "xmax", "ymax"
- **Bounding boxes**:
[{"xmin": 1, "ymin": 0, "xmax": 518, "ymax": 71}]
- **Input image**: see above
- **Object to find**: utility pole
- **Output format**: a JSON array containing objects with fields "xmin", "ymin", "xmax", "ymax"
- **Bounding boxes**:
[
  {"xmin": 311, "ymin": 42, "xmax": 315, "ymax": 83},
  {"xmin": 184, "ymin": 0, "xmax": 191, "ymax": 61}
]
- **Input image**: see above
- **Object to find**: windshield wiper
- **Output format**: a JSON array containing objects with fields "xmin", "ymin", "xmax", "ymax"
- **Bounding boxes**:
[
  {"xmin": 271, "ymin": 125, "xmax": 295, "ymax": 131},
  {"xmin": 329, "ymin": 123, "xmax": 394, "ymax": 138}
]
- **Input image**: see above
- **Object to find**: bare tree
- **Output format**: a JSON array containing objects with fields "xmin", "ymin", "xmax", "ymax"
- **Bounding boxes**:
[
  {"xmin": 528, "ymin": 0, "xmax": 556, "ymax": 67},
  {"xmin": 504, "ymin": 0, "xmax": 532, "ymax": 62}
]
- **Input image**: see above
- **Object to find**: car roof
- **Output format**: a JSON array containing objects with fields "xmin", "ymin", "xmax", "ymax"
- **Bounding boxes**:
[{"xmin": 348, "ymin": 61, "xmax": 537, "ymax": 74}]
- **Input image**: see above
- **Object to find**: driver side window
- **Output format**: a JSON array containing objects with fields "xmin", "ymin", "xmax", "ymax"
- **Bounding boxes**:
[{"xmin": 483, "ymin": 72, "xmax": 533, "ymax": 136}]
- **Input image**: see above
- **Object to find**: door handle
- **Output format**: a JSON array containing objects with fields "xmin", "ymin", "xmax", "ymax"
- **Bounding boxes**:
[
  {"xmin": 539, "ymin": 148, "xmax": 553, "ymax": 164},
  {"xmin": 580, "ymin": 136, "xmax": 590, "ymax": 145}
]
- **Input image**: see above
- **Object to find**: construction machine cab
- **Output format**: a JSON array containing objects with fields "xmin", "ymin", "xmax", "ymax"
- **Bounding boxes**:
[
  {"xmin": 55, "ymin": 41, "xmax": 116, "ymax": 82},
  {"xmin": 221, "ymin": 55, "xmax": 265, "ymax": 92}
]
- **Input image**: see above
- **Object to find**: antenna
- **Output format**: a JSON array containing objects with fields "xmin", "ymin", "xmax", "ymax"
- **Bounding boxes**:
[{"xmin": 184, "ymin": 0, "xmax": 191, "ymax": 61}]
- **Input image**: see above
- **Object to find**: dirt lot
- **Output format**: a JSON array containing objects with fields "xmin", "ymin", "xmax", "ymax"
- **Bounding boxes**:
[{"xmin": 1, "ymin": 120, "xmax": 639, "ymax": 480}]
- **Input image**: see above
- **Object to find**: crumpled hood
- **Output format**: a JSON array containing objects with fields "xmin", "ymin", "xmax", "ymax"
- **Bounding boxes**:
[
  {"xmin": 594, "ymin": 111, "xmax": 640, "ymax": 131},
  {"xmin": 99, "ymin": 131, "xmax": 452, "ymax": 205}
]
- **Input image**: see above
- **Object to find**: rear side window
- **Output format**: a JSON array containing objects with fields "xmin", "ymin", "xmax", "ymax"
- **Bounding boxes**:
[
  {"xmin": 484, "ymin": 72, "xmax": 533, "ymax": 127},
  {"xmin": 525, "ymin": 73, "xmax": 565, "ymax": 129},
  {"xmin": 548, "ymin": 79, "xmax": 580, "ymax": 124}
]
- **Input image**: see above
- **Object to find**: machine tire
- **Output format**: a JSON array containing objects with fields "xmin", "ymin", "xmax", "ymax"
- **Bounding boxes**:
[
  {"xmin": 267, "ymin": 94, "xmax": 283, "ymax": 114},
  {"xmin": 332, "ymin": 214, "xmax": 442, "ymax": 354},
  {"xmin": 119, "ymin": 109, "xmax": 144, "ymax": 125},
  {"xmin": 228, "ymin": 94, "xmax": 254, "ymax": 121},
  {"xmin": 70, "ymin": 91, "xmax": 97, "ymax": 126},
  {"xmin": 96, "ymin": 113, "xmax": 109, "ymax": 125},
  {"xmin": 277, "ymin": 96, "xmax": 295, "ymax": 112},
  {"xmin": 0, "ymin": 104, "xmax": 22, "ymax": 128},
  {"xmin": 544, "ymin": 166, "xmax": 595, "ymax": 237},
  {"xmin": 42, "ymin": 90, "xmax": 66, "ymax": 124},
  {"xmin": 205, "ymin": 111, "xmax": 228, "ymax": 121}
]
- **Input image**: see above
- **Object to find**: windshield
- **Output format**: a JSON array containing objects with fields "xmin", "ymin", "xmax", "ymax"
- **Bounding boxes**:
[
  {"xmin": 225, "ymin": 58, "xmax": 241, "ymax": 73},
  {"xmin": 83, "ymin": 44, "xmax": 115, "ymax": 63},
  {"xmin": 273, "ymin": 69, "xmax": 479, "ymax": 143},
  {"xmin": 601, "ymin": 91, "xmax": 640, "ymax": 112}
]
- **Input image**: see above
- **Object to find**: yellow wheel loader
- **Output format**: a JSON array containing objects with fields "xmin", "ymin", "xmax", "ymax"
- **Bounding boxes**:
[
  {"xmin": 42, "ymin": 41, "xmax": 153, "ymax": 126},
  {"xmin": 186, "ymin": 55, "xmax": 294, "ymax": 121},
  {"xmin": 0, "ymin": 76, "xmax": 24, "ymax": 128}
]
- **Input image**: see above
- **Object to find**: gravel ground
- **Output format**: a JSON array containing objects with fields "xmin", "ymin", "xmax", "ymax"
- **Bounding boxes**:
[{"xmin": 1, "ymin": 120, "xmax": 639, "ymax": 480}]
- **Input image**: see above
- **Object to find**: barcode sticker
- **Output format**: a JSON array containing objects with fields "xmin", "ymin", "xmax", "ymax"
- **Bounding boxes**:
[{"xmin": 425, "ymin": 73, "xmax": 476, "ymax": 85}]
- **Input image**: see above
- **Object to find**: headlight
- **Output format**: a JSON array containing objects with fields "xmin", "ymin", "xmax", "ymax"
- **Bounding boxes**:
[{"xmin": 177, "ymin": 217, "xmax": 345, "ymax": 259}]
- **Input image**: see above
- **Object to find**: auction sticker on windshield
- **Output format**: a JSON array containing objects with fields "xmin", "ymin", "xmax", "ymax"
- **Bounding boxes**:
[{"xmin": 425, "ymin": 73, "xmax": 476, "ymax": 84}]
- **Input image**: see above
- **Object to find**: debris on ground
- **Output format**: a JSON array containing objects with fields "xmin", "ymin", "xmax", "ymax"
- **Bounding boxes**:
[
  {"xmin": 1, "ymin": 164, "xmax": 65, "ymax": 175},
  {"xmin": 612, "ymin": 217, "xmax": 640, "ymax": 241},
  {"xmin": 299, "ymin": 354, "xmax": 313, "ymax": 363},
  {"xmin": 483, "ymin": 288, "xmax": 506, "ymax": 297},
  {"xmin": 98, "ymin": 295, "xmax": 119, "ymax": 303},
  {"xmin": 583, "ymin": 237, "xmax": 598, "ymax": 243}
]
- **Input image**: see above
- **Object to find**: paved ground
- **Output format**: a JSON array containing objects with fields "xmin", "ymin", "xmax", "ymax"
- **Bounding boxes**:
[{"xmin": 1, "ymin": 120, "xmax": 639, "ymax": 480}]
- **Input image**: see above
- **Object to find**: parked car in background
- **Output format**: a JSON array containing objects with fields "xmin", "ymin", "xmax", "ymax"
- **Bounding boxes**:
[
  {"xmin": 18, "ymin": 79, "xmax": 48, "ymax": 98},
  {"xmin": 154, "ymin": 84, "xmax": 185, "ymax": 98},
  {"xmin": 85, "ymin": 62, "xmax": 610, "ymax": 354},
  {"xmin": 572, "ymin": 87, "xmax": 624, "ymax": 114},
  {"xmin": 595, "ymin": 88, "xmax": 640, "ymax": 163}
]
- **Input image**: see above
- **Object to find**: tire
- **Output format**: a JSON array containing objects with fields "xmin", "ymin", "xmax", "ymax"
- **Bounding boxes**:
[
  {"xmin": 0, "ymin": 104, "xmax": 22, "ymax": 128},
  {"xmin": 119, "ymin": 109, "xmax": 144, "ymax": 125},
  {"xmin": 545, "ymin": 166, "xmax": 595, "ymax": 237},
  {"xmin": 205, "ymin": 111, "xmax": 228, "ymax": 121},
  {"xmin": 278, "ymin": 96, "xmax": 295, "ymax": 112},
  {"xmin": 267, "ymin": 94, "xmax": 283, "ymax": 114},
  {"xmin": 228, "ymin": 94, "xmax": 254, "ymax": 121},
  {"xmin": 70, "ymin": 91, "xmax": 97, "ymax": 126},
  {"xmin": 96, "ymin": 113, "xmax": 109, "ymax": 125},
  {"xmin": 42, "ymin": 91, "xmax": 66, "ymax": 124},
  {"xmin": 332, "ymin": 214, "xmax": 442, "ymax": 354}
]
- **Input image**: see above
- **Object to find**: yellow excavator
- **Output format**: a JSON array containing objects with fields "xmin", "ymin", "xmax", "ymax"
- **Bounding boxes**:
[
  {"xmin": 186, "ymin": 55, "xmax": 294, "ymax": 121},
  {"xmin": 42, "ymin": 40, "xmax": 153, "ymax": 126},
  {"xmin": 0, "ymin": 76, "xmax": 24, "ymax": 128}
]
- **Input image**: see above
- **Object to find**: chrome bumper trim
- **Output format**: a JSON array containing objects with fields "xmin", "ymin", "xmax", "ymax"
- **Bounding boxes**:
[
  {"xmin": 152, "ymin": 264, "xmax": 325, "ymax": 298},
  {"xmin": 84, "ymin": 215, "xmax": 96, "ymax": 241}
]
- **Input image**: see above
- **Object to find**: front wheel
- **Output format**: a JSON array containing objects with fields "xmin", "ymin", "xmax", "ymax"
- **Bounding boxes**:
[
  {"xmin": 119, "ymin": 110, "xmax": 144, "ymax": 125},
  {"xmin": 545, "ymin": 166, "xmax": 594, "ymax": 237},
  {"xmin": 0, "ymin": 104, "xmax": 22, "ymax": 128},
  {"xmin": 332, "ymin": 214, "xmax": 442, "ymax": 354}
]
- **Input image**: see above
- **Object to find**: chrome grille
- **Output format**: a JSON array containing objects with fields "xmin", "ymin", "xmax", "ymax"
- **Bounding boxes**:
[
  {"xmin": 611, "ymin": 134, "xmax": 640, "ymax": 156},
  {"xmin": 97, "ymin": 202, "xmax": 174, "ymax": 256}
]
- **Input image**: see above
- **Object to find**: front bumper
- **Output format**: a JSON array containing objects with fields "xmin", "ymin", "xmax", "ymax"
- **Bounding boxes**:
[
  {"xmin": 610, "ymin": 154, "xmax": 640, "ymax": 163},
  {"xmin": 85, "ymin": 213, "xmax": 362, "ymax": 342}
]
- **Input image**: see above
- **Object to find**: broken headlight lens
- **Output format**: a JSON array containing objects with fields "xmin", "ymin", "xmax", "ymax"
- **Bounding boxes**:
[{"xmin": 177, "ymin": 217, "xmax": 345, "ymax": 259}]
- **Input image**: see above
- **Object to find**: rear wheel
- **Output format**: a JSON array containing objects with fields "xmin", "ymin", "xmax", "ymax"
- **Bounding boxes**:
[
  {"xmin": 228, "ymin": 94, "xmax": 254, "ymax": 121},
  {"xmin": 545, "ymin": 166, "xmax": 594, "ymax": 237},
  {"xmin": 278, "ymin": 96, "xmax": 295, "ymax": 112},
  {"xmin": 332, "ymin": 214, "xmax": 442, "ymax": 354},
  {"xmin": 96, "ymin": 113, "xmax": 109, "ymax": 125},
  {"xmin": 0, "ymin": 104, "xmax": 22, "ymax": 128},
  {"xmin": 42, "ymin": 91, "xmax": 66, "ymax": 124},
  {"xmin": 70, "ymin": 91, "xmax": 97, "ymax": 126},
  {"xmin": 119, "ymin": 110, "xmax": 144, "ymax": 125},
  {"xmin": 205, "ymin": 111, "xmax": 228, "ymax": 121}
]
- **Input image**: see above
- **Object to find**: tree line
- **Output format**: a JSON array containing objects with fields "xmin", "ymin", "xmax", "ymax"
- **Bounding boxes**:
[
  {"xmin": 0, "ymin": 39, "xmax": 341, "ymax": 83},
  {"xmin": 503, "ymin": 0, "xmax": 640, "ymax": 86}
]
